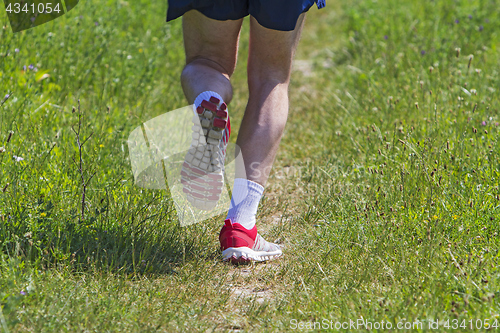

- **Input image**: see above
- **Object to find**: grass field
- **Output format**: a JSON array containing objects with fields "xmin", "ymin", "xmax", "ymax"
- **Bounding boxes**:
[{"xmin": 1, "ymin": 0, "xmax": 500, "ymax": 331}]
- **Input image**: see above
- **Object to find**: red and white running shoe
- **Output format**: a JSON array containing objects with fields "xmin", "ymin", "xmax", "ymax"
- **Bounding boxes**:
[
  {"xmin": 219, "ymin": 219, "xmax": 283, "ymax": 264},
  {"xmin": 181, "ymin": 97, "xmax": 231, "ymax": 210}
]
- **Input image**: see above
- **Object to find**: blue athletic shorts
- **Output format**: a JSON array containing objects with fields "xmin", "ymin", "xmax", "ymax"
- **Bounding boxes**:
[{"xmin": 167, "ymin": 0, "xmax": 326, "ymax": 31}]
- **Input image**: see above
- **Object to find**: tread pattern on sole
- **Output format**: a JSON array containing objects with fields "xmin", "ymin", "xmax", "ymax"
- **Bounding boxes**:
[
  {"xmin": 221, "ymin": 247, "xmax": 283, "ymax": 264},
  {"xmin": 181, "ymin": 98, "xmax": 230, "ymax": 210}
]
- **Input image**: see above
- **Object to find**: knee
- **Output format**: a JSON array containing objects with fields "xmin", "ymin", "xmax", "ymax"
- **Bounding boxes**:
[
  {"xmin": 247, "ymin": 53, "xmax": 294, "ymax": 92},
  {"xmin": 247, "ymin": 66, "xmax": 291, "ymax": 95}
]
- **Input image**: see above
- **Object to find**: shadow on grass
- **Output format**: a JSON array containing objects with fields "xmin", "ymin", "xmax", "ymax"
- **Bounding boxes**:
[{"xmin": 1, "ymin": 206, "xmax": 222, "ymax": 276}]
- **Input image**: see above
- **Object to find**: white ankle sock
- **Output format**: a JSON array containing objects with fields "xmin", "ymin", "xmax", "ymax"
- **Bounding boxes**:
[
  {"xmin": 193, "ymin": 91, "xmax": 223, "ymax": 111},
  {"xmin": 226, "ymin": 178, "xmax": 264, "ymax": 230}
]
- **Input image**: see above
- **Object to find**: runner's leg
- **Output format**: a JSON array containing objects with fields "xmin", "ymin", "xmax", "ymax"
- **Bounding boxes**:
[
  {"xmin": 180, "ymin": 10, "xmax": 243, "ymax": 210},
  {"xmin": 235, "ymin": 14, "xmax": 306, "ymax": 186},
  {"xmin": 181, "ymin": 10, "xmax": 243, "ymax": 103},
  {"xmin": 225, "ymin": 14, "xmax": 306, "ymax": 232},
  {"xmin": 221, "ymin": 12, "xmax": 307, "ymax": 263}
]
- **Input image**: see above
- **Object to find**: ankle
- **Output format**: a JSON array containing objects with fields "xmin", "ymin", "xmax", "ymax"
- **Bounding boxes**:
[{"xmin": 226, "ymin": 178, "xmax": 264, "ymax": 230}]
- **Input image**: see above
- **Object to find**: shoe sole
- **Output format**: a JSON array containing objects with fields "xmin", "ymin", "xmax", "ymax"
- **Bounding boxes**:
[
  {"xmin": 181, "ymin": 97, "xmax": 229, "ymax": 210},
  {"xmin": 222, "ymin": 247, "xmax": 283, "ymax": 264}
]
